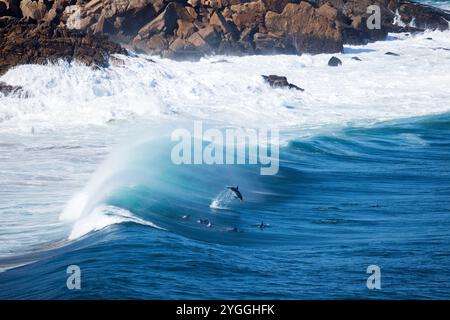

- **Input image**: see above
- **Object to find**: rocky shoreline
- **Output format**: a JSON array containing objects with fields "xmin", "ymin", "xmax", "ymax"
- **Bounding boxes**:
[{"xmin": 1, "ymin": 0, "xmax": 450, "ymax": 76}]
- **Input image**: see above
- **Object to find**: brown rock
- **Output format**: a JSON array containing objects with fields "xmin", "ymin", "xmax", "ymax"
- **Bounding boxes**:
[
  {"xmin": 265, "ymin": 2, "xmax": 344, "ymax": 54},
  {"xmin": 169, "ymin": 36, "xmax": 188, "ymax": 51},
  {"xmin": 230, "ymin": 0, "xmax": 266, "ymax": 32},
  {"xmin": 262, "ymin": 0, "xmax": 297, "ymax": 14},
  {"xmin": 253, "ymin": 32, "xmax": 294, "ymax": 54},
  {"xmin": 209, "ymin": 10, "xmax": 238, "ymax": 37},
  {"xmin": 186, "ymin": 31, "xmax": 211, "ymax": 51},
  {"xmin": 185, "ymin": 6, "xmax": 197, "ymax": 20},
  {"xmin": 134, "ymin": 32, "xmax": 169, "ymax": 52},
  {"xmin": 262, "ymin": 75, "xmax": 303, "ymax": 91},
  {"xmin": 197, "ymin": 25, "xmax": 220, "ymax": 46},
  {"xmin": 137, "ymin": 2, "xmax": 179, "ymax": 38},
  {"xmin": 0, "ymin": 19, "xmax": 126, "ymax": 76},
  {"xmin": 176, "ymin": 19, "xmax": 197, "ymax": 38},
  {"xmin": 20, "ymin": 0, "xmax": 48, "ymax": 21}
]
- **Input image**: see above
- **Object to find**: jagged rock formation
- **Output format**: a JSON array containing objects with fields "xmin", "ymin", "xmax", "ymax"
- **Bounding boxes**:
[
  {"xmin": 0, "ymin": 0, "xmax": 449, "ymax": 72},
  {"xmin": 0, "ymin": 0, "xmax": 126, "ymax": 75}
]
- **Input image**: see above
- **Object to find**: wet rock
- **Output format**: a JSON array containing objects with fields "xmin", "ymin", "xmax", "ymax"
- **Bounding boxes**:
[
  {"xmin": 262, "ymin": 75, "xmax": 304, "ymax": 91},
  {"xmin": 328, "ymin": 56, "xmax": 342, "ymax": 66},
  {"xmin": 385, "ymin": 51, "xmax": 400, "ymax": 56},
  {"xmin": 397, "ymin": 1, "xmax": 450, "ymax": 31},
  {"xmin": 0, "ymin": 18, "xmax": 126, "ymax": 76},
  {"xmin": 253, "ymin": 32, "xmax": 295, "ymax": 54},
  {"xmin": 0, "ymin": 81, "xmax": 26, "ymax": 96}
]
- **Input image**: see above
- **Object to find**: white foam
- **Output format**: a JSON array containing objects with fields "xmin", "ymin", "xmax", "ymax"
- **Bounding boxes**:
[
  {"xmin": 68, "ymin": 205, "xmax": 163, "ymax": 240},
  {"xmin": 1, "ymin": 29, "xmax": 450, "ymax": 136}
]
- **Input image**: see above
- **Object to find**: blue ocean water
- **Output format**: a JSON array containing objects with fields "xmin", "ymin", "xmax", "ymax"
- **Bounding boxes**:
[{"xmin": 1, "ymin": 112, "xmax": 450, "ymax": 299}]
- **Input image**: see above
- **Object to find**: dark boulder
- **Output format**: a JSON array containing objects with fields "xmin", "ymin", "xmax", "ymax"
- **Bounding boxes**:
[
  {"xmin": 0, "ymin": 81, "xmax": 25, "ymax": 96},
  {"xmin": 328, "ymin": 56, "xmax": 342, "ymax": 66},
  {"xmin": 262, "ymin": 75, "xmax": 304, "ymax": 91},
  {"xmin": 385, "ymin": 51, "xmax": 400, "ymax": 56}
]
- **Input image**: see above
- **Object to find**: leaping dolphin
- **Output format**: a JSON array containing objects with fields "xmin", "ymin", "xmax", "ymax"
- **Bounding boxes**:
[{"xmin": 227, "ymin": 186, "xmax": 243, "ymax": 201}]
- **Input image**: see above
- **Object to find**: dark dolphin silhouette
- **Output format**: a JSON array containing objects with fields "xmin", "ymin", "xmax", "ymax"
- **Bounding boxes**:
[
  {"xmin": 256, "ymin": 221, "xmax": 270, "ymax": 230},
  {"xmin": 227, "ymin": 186, "xmax": 243, "ymax": 201}
]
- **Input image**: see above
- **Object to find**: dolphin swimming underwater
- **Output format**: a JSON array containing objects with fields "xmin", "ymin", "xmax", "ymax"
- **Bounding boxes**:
[
  {"xmin": 227, "ymin": 186, "xmax": 243, "ymax": 201},
  {"xmin": 256, "ymin": 221, "xmax": 270, "ymax": 230}
]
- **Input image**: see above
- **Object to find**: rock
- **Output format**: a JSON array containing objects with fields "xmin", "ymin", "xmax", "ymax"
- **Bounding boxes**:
[
  {"xmin": 253, "ymin": 32, "xmax": 294, "ymax": 54},
  {"xmin": 385, "ymin": 51, "xmax": 400, "ymax": 56},
  {"xmin": 432, "ymin": 47, "xmax": 450, "ymax": 51},
  {"xmin": 211, "ymin": 59, "xmax": 229, "ymax": 63},
  {"xmin": 209, "ymin": 10, "xmax": 238, "ymax": 38},
  {"xmin": 0, "ymin": 81, "xmax": 24, "ymax": 96},
  {"xmin": 197, "ymin": 25, "xmax": 220, "ymax": 46},
  {"xmin": 1, "ymin": 0, "xmax": 22, "ymax": 18},
  {"xmin": 0, "ymin": 18, "xmax": 126, "ymax": 76},
  {"xmin": 133, "ymin": 32, "xmax": 168, "ymax": 53},
  {"xmin": 0, "ymin": 1, "xmax": 6, "ymax": 16},
  {"xmin": 230, "ymin": 0, "xmax": 266, "ymax": 33},
  {"xmin": 137, "ymin": 2, "xmax": 179, "ymax": 38},
  {"xmin": 262, "ymin": 75, "xmax": 304, "ymax": 91},
  {"xmin": 351, "ymin": 56, "xmax": 362, "ymax": 61},
  {"xmin": 0, "ymin": 15, "xmax": 16, "ymax": 27},
  {"xmin": 186, "ymin": 31, "xmax": 210, "ymax": 51},
  {"xmin": 176, "ymin": 19, "xmax": 197, "ymax": 38},
  {"xmin": 265, "ymin": 2, "xmax": 344, "ymax": 54},
  {"xmin": 262, "ymin": 0, "xmax": 297, "ymax": 14},
  {"xmin": 328, "ymin": 56, "xmax": 342, "ymax": 66},
  {"xmin": 20, "ymin": 0, "xmax": 48, "ymax": 21},
  {"xmin": 398, "ymin": 2, "xmax": 450, "ymax": 31}
]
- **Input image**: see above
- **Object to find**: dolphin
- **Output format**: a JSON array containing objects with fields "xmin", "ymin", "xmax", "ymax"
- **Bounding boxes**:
[
  {"xmin": 256, "ymin": 221, "xmax": 270, "ymax": 230},
  {"xmin": 197, "ymin": 219, "xmax": 210, "ymax": 225},
  {"xmin": 227, "ymin": 186, "xmax": 243, "ymax": 201}
]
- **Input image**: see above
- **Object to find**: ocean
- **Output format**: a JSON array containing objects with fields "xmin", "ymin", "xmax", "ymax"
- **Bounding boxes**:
[{"xmin": 0, "ymin": 1, "xmax": 450, "ymax": 299}]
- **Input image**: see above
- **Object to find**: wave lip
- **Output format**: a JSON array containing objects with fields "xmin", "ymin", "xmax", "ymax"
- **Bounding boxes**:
[{"xmin": 68, "ymin": 205, "xmax": 163, "ymax": 241}]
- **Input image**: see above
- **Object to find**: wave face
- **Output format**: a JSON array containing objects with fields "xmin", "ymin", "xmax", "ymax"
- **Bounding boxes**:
[{"xmin": 1, "ymin": 26, "xmax": 450, "ymax": 299}]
